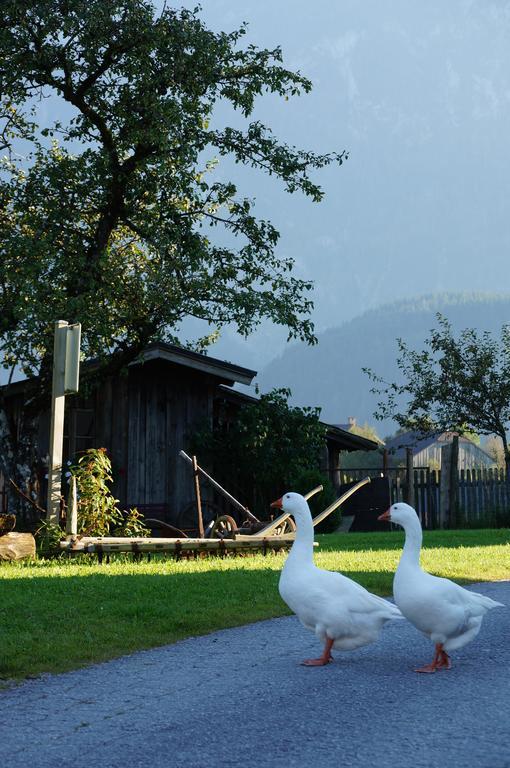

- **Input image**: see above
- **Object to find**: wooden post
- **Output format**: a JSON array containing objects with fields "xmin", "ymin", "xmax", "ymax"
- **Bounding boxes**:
[
  {"xmin": 406, "ymin": 447, "xmax": 415, "ymax": 508},
  {"xmin": 382, "ymin": 449, "xmax": 388, "ymax": 475},
  {"xmin": 66, "ymin": 475, "xmax": 78, "ymax": 536},
  {"xmin": 449, "ymin": 435, "xmax": 459, "ymax": 527},
  {"xmin": 46, "ymin": 321, "xmax": 68, "ymax": 525},
  {"xmin": 440, "ymin": 437, "xmax": 459, "ymax": 528},
  {"xmin": 46, "ymin": 320, "xmax": 81, "ymax": 525},
  {"xmin": 192, "ymin": 454, "xmax": 204, "ymax": 538},
  {"xmin": 328, "ymin": 444, "xmax": 341, "ymax": 492}
]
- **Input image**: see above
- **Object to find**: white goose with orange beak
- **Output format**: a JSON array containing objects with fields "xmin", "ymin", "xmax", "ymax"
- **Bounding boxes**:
[
  {"xmin": 378, "ymin": 502, "xmax": 504, "ymax": 672},
  {"xmin": 271, "ymin": 492, "xmax": 402, "ymax": 666}
]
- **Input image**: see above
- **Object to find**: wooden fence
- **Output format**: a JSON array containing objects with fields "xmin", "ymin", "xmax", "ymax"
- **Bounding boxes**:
[{"xmin": 332, "ymin": 463, "xmax": 510, "ymax": 529}]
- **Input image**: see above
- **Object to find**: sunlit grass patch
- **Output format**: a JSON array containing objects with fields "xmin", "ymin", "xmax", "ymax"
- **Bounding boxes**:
[{"xmin": 1, "ymin": 529, "xmax": 508, "ymax": 680}]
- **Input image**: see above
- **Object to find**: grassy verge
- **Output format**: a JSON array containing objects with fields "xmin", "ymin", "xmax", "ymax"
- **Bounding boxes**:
[{"xmin": 1, "ymin": 528, "xmax": 509, "ymax": 681}]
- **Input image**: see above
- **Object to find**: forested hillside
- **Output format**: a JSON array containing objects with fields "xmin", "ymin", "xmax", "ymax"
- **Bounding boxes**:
[{"xmin": 258, "ymin": 293, "xmax": 510, "ymax": 435}]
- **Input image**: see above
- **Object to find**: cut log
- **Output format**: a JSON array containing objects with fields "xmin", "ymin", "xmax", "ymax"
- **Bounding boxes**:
[{"xmin": 0, "ymin": 532, "xmax": 36, "ymax": 561}]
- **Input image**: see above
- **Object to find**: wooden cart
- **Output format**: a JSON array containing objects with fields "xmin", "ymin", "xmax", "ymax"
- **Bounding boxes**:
[{"xmin": 59, "ymin": 460, "xmax": 371, "ymax": 559}]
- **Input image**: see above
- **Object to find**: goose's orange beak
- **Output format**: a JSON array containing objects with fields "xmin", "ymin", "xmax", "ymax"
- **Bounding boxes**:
[
  {"xmin": 378, "ymin": 508, "xmax": 391, "ymax": 522},
  {"xmin": 270, "ymin": 497, "xmax": 283, "ymax": 509}
]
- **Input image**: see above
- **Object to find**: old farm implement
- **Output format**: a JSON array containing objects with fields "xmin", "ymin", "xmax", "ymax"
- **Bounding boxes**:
[{"xmin": 60, "ymin": 453, "xmax": 371, "ymax": 559}]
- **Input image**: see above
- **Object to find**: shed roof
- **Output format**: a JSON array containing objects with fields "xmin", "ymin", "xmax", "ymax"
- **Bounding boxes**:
[
  {"xmin": 1, "ymin": 342, "xmax": 257, "ymax": 396},
  {"xmin": 129, "ymin": 342, "xmax": 256, "ymax": 386}
]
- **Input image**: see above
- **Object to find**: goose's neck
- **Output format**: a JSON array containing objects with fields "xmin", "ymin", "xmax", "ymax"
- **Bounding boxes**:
[
  {"xmin": 288, "ymin": 515, "xmax": 314, "ymax": 565},
  {"xmin": 400, "ymin": 515, "xmax": 423, "ymax": 568}
]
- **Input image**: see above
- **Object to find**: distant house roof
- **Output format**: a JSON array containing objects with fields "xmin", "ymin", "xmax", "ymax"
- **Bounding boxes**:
[
  {"xmin": 385, "ymin": 430, "xmax": 493, "ymax": 462},
  {"xmin": 216, "ymin": 386, "xmax": 380, "ymax": 453}
]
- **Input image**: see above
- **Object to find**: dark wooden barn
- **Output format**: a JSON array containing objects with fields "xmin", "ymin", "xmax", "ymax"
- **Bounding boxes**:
[{"xmin": 0, "ymin": 342, "xmax": 378, "ymax": 527}]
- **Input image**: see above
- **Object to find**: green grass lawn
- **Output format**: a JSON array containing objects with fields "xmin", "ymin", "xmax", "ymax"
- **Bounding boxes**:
[{"xmin": 1, "ymin": 528, "xmax": 509, "ymax": 681}]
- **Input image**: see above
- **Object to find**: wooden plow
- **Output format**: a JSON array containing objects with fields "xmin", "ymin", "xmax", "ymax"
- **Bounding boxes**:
[{"xmin": 60, "ymin": 454, "xmax": 371, "ymax": 559}]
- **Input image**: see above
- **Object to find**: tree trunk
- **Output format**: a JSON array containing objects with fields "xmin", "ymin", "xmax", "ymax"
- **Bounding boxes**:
[
  {"xmin": 0, "ymin": 398, "xmax": 43, "ymax": 526},
  {"xmin": 504, "ymin": 448, "xmax": 510, "ymax": 485}
]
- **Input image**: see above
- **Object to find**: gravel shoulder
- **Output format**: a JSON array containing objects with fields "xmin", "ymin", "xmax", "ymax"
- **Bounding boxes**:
[{"xmin": 1, "ymin": 581, "xmax": 509, "ymax": 768}]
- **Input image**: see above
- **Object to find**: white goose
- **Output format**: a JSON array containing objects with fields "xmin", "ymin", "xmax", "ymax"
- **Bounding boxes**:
[
  {"xmin": 271, "ymin": 492, "xmax": 403, "ymax": 666},
  {"xmin": 378, "ymin": 502, "xmax": 505, "ymax": 673}
]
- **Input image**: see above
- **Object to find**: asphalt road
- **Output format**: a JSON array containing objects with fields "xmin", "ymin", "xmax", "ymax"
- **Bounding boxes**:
[{"xmin": 2, "ymin": 581, "xmax": 509, "ymax": 768}]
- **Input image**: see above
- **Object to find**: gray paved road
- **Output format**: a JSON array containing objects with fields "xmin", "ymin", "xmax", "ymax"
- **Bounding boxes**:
[{"xmin": 1, "ymin": 581, "xmax": 509, "ymax": 768}]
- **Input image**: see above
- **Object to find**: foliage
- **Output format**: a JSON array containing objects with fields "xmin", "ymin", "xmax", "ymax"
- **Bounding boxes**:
[
  {"xmin": 348, "ymin": 421, "xmax": 382, "ymax": 442},
  {"xmin": 70, "ymin": 448, "xmax": 149, "ymax": 537},
  {"xmin": 34, "ymin": 519, "xmax": 64, "ymax": 558},
  {"xmin": 340, "ymin": 448, "xmax": 384, "ymax": 471},
  {"xmin": 290, "ymin": 467, "xmax": 339, "ymax": 533},
  {"xmin": 484, "ymin": 435, "xmax": 506, "ymax": 470},
  {"xmin": 365, "ymin": 314, "xmax": 510, "ymax": 478},
  {"xmin": 114, "ymin": 507, "xmax": 150, "ymax": 538},
  {"xmin": 339, "ymin": 421, "xmax": 384, "ymax": 471},
  {"xmin": 70, "ymin": 448, "xmax": 122, "ymax": 535},
  {"xmin": 0, "ymin": 1, "xmax": 346, "ymax": 386},
  {"xmin": 192, "ymin": 388, "xmax": 327, "ymax": 518}
]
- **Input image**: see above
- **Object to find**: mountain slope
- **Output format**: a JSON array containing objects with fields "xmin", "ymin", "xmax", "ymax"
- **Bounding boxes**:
[{"xmin": 258, "ymin": 293, "xmax": 510, "ymax": 435}]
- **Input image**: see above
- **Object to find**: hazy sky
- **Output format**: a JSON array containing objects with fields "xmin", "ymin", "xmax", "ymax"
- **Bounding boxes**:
[
  {"xmin": 4, "ymin": 1, "xmax": 510, "ymax": 381},
  {"xmin": 175, "ymin": 0, "xmax": 510, "ymax": 370}
]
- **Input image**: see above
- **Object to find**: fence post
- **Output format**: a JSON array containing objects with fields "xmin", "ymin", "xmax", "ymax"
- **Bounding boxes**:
[
  {"xmin": 450, "ymin": 435, "xmax": 459, "ymax": 525},
  {"xmin": 439, "ymin": 438, "xmax": 459, "ymax": 528},
  {"xmin": 406, "ymin": 447, "xmax": 415, "ymax": 508}
]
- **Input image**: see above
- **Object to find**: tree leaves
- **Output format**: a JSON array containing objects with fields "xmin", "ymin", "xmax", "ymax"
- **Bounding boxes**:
[
  {"xmin": 0, "ymin": 2, "xmax": 346, "ymax": 388},
  {"xmin": 365, "ymin": 313, "xmax": 510, "ymax": 469}
]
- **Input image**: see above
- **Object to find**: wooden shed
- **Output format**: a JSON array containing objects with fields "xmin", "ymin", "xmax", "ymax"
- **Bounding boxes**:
[{"xmin": 1, "ymin": 342, "xmax": 379, "ymax": 527}]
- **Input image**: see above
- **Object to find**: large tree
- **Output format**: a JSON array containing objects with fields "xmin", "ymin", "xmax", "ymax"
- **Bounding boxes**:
[
  {"xmin": 365, "ymin": 314, "xmax": 510, "ymax": 479},
  {"xmin": 0, "ymin": 1, "xmax": 345, "ymax": 502}
]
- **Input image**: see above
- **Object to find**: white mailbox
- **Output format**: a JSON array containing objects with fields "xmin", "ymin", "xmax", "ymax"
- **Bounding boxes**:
[{"xmin": 64, "ymin": 323, "xmax": 81, "ymax": 394}]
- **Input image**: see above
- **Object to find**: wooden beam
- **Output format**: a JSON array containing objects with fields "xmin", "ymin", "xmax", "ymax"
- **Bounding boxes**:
[
  {"xmin": 179, "ymin": 450, "xmax": 258, "ymax": 522},
  {"xmin": 192, "ymin": 454, "xmax": 204, "ymax": 538},
  {"xmin": 311, "ymin": 476, "xmax": 371, "ymax": 528},
  {"xmin": 66, "ymin": 475, "xmax": 78, "ymax": 535}
]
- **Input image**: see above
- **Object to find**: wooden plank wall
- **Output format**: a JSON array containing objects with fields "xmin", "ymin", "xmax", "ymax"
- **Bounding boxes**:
[{"xmin": 94, "ymin": 360, "xmax": 216, "ymax": 525}]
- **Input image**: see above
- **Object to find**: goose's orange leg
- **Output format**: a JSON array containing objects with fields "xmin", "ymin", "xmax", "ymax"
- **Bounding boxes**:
[
  {"xmin": 301, "ymin": 637, "xmax": 334, "ymax": 666},
  {"xmin": 415, "ymin": 643, "xmax": 451, "ymax": 673}
]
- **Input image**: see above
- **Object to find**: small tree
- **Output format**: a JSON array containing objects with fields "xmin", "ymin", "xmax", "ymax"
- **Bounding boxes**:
[
  {"xmin": 71, "ymin": 447, "xmax": 148, "ymax": 536},
  {"xmin": 365, "ymin": 314, "xmax": 510, "ymax": 480},
  {"xmin": 192, "ymin": 388, "xmax": 327, "ymax": 518},
  {"xmin": 485, "ymin": 435, "xmax": 506, "ymax": 471}
]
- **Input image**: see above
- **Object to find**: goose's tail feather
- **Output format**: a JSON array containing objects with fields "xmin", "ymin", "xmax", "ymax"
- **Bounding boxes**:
[{"xmin": 469, "ymin": 591, "xmax": 505, "ymax": 611}]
